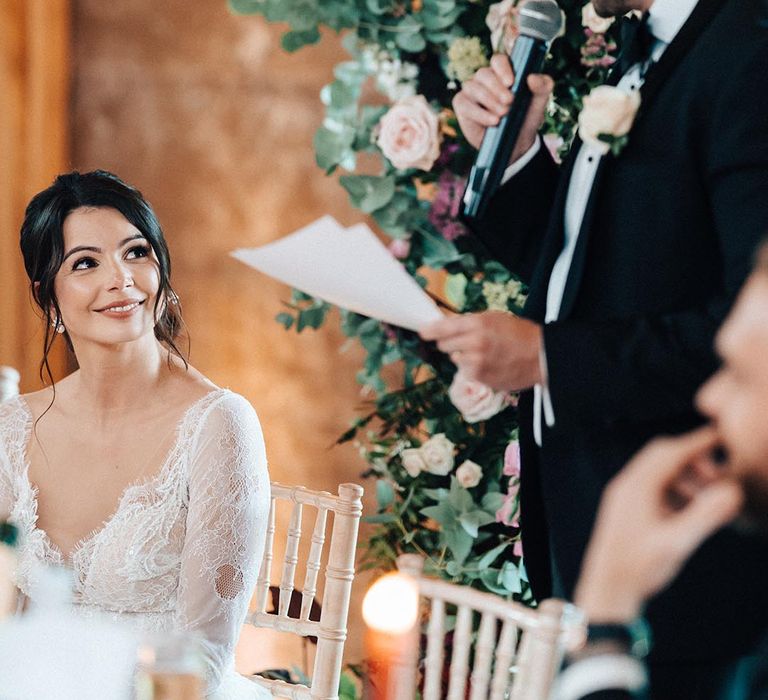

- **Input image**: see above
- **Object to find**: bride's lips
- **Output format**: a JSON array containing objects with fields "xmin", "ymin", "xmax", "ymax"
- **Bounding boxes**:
[{"xmin": 95, "ymin": 299, "xmax": 146, "ymax": 317}]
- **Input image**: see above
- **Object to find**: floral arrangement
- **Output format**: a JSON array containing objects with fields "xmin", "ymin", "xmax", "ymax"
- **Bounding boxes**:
[{"xmin": 230, "ymin": 0, "xmax": 622, "ymax": 602}]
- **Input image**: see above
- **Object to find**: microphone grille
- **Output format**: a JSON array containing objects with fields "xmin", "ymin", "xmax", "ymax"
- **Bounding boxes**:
[{"xmin": 518, "ymin": 0, "xmax": 565, "ymax": 42}]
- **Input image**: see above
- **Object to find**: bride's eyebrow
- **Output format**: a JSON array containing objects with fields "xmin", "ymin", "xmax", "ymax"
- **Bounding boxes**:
[{"xmin": 62, "ymin": 234, "xmax": 145, "ymax": 262}]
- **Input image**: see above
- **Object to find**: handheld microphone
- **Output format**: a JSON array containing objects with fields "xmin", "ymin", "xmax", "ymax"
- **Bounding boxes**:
[{"xmin": 461, "ymin": 0, "xmax": 564, "ymax": 222}]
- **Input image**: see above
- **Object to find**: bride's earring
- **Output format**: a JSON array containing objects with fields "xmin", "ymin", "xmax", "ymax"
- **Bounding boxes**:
[
  {"xmin": 169, "ymin": 291, "xmax": 179, "ymax": 305},
  {"xmin": 51, "ymin": 316, "xmax": 65, "ymax": 334}
]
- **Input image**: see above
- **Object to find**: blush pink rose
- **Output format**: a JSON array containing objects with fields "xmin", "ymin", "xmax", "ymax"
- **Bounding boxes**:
[
  {"xmin": 376, "ymin": 95, "xmax": 442, "ymax": 171},
  {"xmin": 449, "ymin": 370, "xmax": 507, "ymax": 423},
  {"xmin": 495, "ymin": 482, "xmax": 519, "ymax": 527},
  {"xmin": 388, "ymin": 237, "xmax": 411, "ymax": 260},
  {"xmin": 503, "ymin": 441, "xmax": 521, "ymax": 478}
]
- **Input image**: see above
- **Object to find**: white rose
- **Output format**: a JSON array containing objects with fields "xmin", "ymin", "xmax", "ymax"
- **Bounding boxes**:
[
  {"xmin": 578, "ymin": 85, "xmax": 641, "ymax": 154},
  {"xmin": 581, "ymin": 2, "xmax": 615, "ymax": 33},
  {"xmin": 456, "ymin": 460, "xmax": 483, "ymax": 489},
  {"xmin": 486, "ymin": 0, "xmax": 519, "ymax": 55},
  {"xmin": 449, "ymin": 370, "xmax": 507, "ymax": 423},
  {"xmin": 401, "ymin": 448, "xmax": 427, "ymax": 478},
  {"xmin": 376, "ymin": 95, "xmax": 442, "ymax": 171},
  {"xmin": 420, "ymin": 433, "xmax": 455, "ymax": 476}
]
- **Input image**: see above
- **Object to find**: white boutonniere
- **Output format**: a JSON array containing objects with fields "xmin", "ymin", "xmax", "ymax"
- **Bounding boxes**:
[{"xmin": 578, "ymin": 85, "xmax": 641, "ymax": 156}]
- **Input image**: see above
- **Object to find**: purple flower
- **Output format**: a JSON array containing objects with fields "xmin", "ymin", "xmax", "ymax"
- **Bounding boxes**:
[
  {"xmin": 436, "ymin": 142, "xmax": 460, "ymax": 168},
  {"xmin": 428, "ymin": 171, "xmax": 469, "ymax": 241},
  {"xmin": 388, "ymin": 237, "xmax": 411, "ymax": 260},
  {"xmin": 580, "ymin": 30, "xmax": 618, "ymax": 69}
]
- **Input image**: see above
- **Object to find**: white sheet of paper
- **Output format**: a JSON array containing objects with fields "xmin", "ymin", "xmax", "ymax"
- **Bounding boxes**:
[{"xmin": 231, "ymin": 215, "xmax": 444, "ymax": 332}]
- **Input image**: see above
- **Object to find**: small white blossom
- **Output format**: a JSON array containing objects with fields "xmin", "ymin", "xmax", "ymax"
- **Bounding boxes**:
[
  {"xmin": 420, "ymin": 434, "xmax": 456, "ymax": 476},
  {"xmin": 446, "ymin": 36, "xmax": 489, "ymax": 83},
  {"xmin": 456, "ymin": 460, "xmax": 483, "ymax": 488},
  {"xmin": 581, "ymin": 2, "xmax": 615, "ymax": 33},
  {"xmin": 401, "ymin": 448, "xmax": 427, "ymax": 478}
]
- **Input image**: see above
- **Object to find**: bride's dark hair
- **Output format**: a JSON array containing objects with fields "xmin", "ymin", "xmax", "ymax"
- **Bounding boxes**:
[{"xmin": 19, "ymin": 169, "xmax": 187, "ymax": 386}]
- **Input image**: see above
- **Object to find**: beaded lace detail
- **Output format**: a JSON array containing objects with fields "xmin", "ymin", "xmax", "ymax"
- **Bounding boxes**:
[{"xmin": 0, "ymin": 390, "xmax": 271, "ymax": 699}]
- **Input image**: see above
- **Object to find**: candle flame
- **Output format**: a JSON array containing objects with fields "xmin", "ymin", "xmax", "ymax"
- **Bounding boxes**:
[{"xmin": 362, "ymin": 572, "xmax": 419, "ymax": 635}]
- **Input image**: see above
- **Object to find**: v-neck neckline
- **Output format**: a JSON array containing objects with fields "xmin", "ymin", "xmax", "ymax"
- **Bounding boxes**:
[{"xmin": 14, "ymin": 388, "xmax": 226, "ymax": 565}]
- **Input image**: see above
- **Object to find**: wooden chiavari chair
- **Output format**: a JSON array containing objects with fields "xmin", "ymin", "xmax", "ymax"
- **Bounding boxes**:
[
  {"xmin": 391, "ymin": 554, "xmax": 583, "ymax": 700},
  {"xmin": 246, "ymin": 482, "xmax": 364, "ymax": 700}
]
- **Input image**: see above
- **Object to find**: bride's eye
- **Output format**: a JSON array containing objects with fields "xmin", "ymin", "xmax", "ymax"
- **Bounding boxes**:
[
  {"xmin": 126, "ymin": 244, "xmax": 150, "ymax": 260},
  {"xmin": 72, "ymin": 256, "xmax": 97, "ymax": 271}
]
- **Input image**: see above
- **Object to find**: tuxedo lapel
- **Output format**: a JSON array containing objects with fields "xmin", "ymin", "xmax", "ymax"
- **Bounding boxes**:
[
  {"xmin": 554, "ymin": 0, "xmax": 728, "ymax": 320},
  {"xmin": 522, "ymin": 138, "xmax": 581, "ymax": 321},
  {"xmin": 523, "ymin": 34, "xmax": 626, "ymax": 321}
]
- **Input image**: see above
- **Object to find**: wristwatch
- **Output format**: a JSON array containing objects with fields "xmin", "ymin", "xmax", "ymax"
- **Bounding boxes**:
[{"xmin": 586, "ymin": 618, "xmax": 653, "ymax": 659}]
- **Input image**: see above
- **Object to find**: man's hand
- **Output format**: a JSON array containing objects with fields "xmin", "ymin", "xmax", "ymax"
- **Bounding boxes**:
[
  {"xmin": 453, "ymin": 54, "xmax": 554, "ymax": 161},
  {"xmin": 574, "ymin": 427, "xmax": 743, "ymax": 624},
  {"xmin": 420, "ymin": 311, "xmax": 543, "ymax": 391}
]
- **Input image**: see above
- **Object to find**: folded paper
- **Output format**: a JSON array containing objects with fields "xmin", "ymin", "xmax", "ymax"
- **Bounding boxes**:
[{"xmin": 232, "ymin": 215, "xmax": 444, "ymax": 332}]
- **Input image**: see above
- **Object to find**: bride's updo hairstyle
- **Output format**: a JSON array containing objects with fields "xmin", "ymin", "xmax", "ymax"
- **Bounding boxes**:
[{"xmin": 19, "ymin": 169, "xmax": 186, "ymax": 383}]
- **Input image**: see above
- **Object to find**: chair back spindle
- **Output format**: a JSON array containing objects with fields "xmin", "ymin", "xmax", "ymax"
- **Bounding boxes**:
[
  {"xmin": 394, "ymin": 554, "xmax": 582, "ymax": 700},
  {"xmin": 247, "ymin": 482, "xmax": 364, "ymax": 700}
]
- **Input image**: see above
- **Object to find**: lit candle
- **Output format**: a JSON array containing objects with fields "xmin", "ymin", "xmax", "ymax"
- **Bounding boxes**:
[{"xmin": 362, "ymin": 571, "xmax": 420, "ymax": 700}]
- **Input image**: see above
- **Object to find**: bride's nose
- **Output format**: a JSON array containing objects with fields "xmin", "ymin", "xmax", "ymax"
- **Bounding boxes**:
[{"xmin": 107, "ymin": 259, "xmax": 134, "ymax": 290}]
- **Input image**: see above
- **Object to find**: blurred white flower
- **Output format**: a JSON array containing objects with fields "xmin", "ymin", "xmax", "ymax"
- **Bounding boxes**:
[
  {"xmin": 449, "ymin": 370, "xmax": 508, "ymax": 423},
  {"xmin": 420, "ymin": 433, "xmax": 456, "ymax": 475},
  {"xmin": 581, "ymin": 2, "xmax": 615, "ymax": 33},
  {"xmin": 375, "ymin": 52, "xmax": 419, "ymax": 101},
  {"xmin": 456, "ymin": 460, "xmax": 483, "ymax": 488},
  {"xmin": 578, "ymin": 85, "xmax": 641, "ymax": 155},
  {"xmin": 486, "ymin": 0, "xmax": 520, "ymax": 54},
  {"xmin": 401, "ymin": 448, "xmax": 427, "ymax": 478}
]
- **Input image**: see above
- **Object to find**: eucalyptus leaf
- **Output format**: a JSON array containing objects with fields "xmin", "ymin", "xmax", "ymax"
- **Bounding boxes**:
[
  {"xmin": 444, "ymin": 526, "xmax": 473, "ymax": 564},
  {"xmin": 500, "ymin": 561, "xmax": 522, "ymax": 594},
  {"xmin": 376, "ymin": 480, "xmax": 395, "ymax": 509},
  {"xmin": 275, "ymin": 312, "xmax": 295, "ymax": 330},
  {"xmin": 281, "ymin": 28, "xmax": 321, "ymax": 52},
  {"xmin": 420, "ymin": 229, "xmax": 461, "ymax": 268},
  {"xmin": 339, "ymin": 175, "xmax": 396, "ymax": 213},
  {"xmin": 476, "ymin": 542, "xmax": 510, "ymax": 570}
]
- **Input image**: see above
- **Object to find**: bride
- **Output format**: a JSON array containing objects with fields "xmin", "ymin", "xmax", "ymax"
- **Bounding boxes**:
[{"xmin": 0, "ymin": 170, "xmax": 271, "ymax": 699}]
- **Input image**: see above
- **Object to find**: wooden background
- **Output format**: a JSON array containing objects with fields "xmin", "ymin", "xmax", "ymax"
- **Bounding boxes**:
[{"xmin": 1, "ymin": 0, "xmax": 379, "ymax": 673}]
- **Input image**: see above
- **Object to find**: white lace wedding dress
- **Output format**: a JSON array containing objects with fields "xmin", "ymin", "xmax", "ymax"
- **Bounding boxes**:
[{"xmin": 0, "ymin": 388, "xmax": 271, "ymax": 699}]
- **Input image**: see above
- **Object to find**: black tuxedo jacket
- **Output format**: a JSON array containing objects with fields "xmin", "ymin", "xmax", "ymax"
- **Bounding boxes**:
[{"xmin": 473, "ymin": 0, "xmax": 768, "ymax": 663}]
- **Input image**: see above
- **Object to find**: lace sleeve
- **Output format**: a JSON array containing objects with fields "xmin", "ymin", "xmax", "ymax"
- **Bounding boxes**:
[
  {"xmin": 0, "ymin": 400, "xmax": 23, "ymax": 519},
  {"xmin": 176, "ymin": 392, "xmax": 270, "ymax": 692}
]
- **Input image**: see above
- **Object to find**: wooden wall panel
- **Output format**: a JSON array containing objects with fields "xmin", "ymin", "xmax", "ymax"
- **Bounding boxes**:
[{"xmin": 0, "ymin": 0, "xmax": 70, "ymax": 390}]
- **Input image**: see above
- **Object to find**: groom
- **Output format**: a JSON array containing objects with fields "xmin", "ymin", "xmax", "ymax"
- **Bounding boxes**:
[{"xmin": 422, "ymin": 0, "xmax": 768, "ymax": 697}]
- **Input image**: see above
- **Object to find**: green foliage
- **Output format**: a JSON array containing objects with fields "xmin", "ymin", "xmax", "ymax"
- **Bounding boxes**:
[{"xmin": 235, "ymin": 0, "xmax": 621, "ymax": 607}]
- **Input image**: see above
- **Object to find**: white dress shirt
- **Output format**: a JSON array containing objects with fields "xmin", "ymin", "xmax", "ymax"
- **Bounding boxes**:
[{"xmin": 502, "ymin": 0, "xmax": 699, "ymax": 445}]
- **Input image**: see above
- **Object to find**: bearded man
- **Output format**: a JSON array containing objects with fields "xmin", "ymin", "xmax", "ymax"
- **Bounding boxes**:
[
  {"xmin": 558, "ymin": 242, "xmax": 768, "ymax": 698},
  {"xmin": 421, "ymin": 1, "xmax": 768, "ymax": 696}
]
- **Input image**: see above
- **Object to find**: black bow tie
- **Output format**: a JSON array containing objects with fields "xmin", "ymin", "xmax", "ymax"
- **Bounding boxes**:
[{"xmin": 618, "ymin": 13, "xmax": 655, "ymax": 76}]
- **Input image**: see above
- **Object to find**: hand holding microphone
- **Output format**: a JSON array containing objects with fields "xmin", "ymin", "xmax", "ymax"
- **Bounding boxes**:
[
  {"xmin": 457, "ymin": 0, "xmax": 563, "ymax": 221},
  {"xmin": 453, "ymin": 56, "xmax": 553, "ymax": 157}
]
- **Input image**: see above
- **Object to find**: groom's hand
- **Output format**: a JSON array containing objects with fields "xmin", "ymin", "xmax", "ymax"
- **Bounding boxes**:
[
  {"xmin": 420, "ymin": 311, "xmax": 543, "ymax": 391},
  {"xmin": 453, "ymin": 55, "xmax": 553, "ymax": 161}
]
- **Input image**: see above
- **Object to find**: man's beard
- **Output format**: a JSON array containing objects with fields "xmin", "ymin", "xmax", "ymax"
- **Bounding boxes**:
[{"xmin": 732, "ymin": 473, "xmax": 768, "ymax": 536}]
